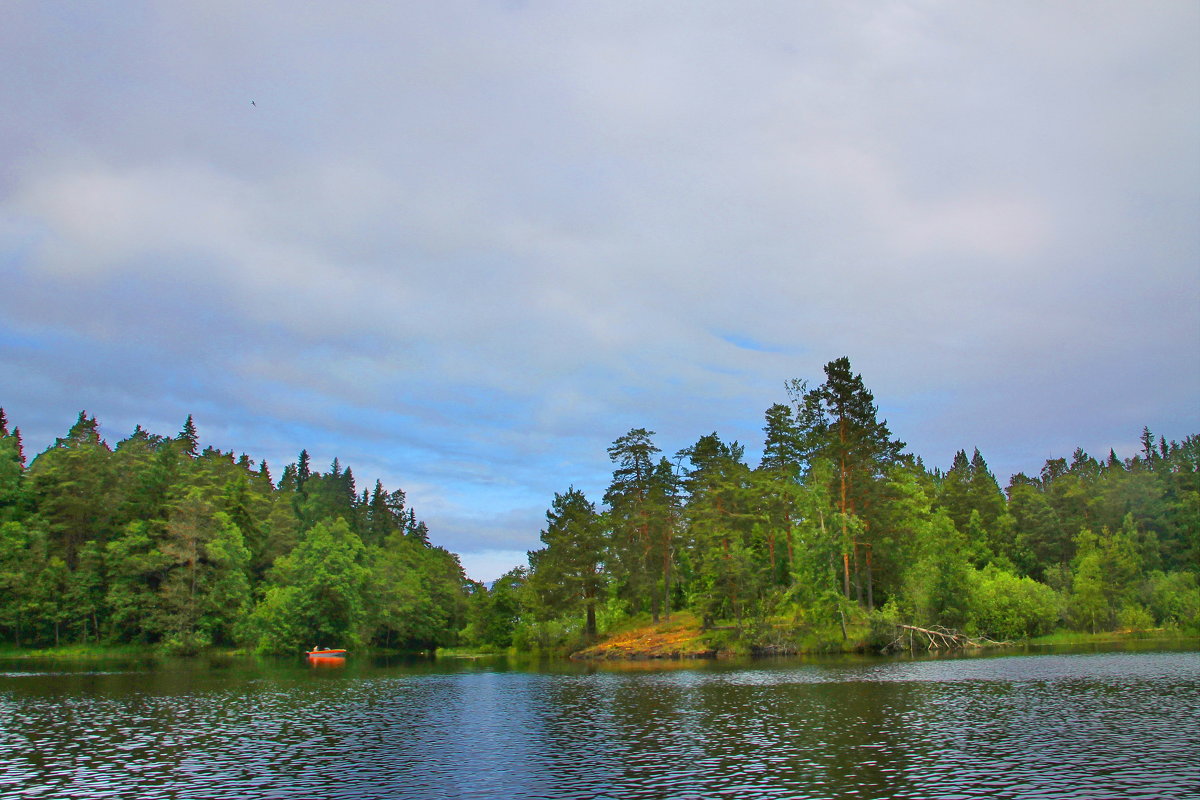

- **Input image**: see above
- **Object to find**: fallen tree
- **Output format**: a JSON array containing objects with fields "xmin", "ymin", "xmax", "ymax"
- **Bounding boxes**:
[{"xmin": 881, "ymin": 624, "xmax": 1010, "ymax": 653}]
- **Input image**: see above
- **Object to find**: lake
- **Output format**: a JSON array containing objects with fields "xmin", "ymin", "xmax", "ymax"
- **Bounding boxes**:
[{"xmin": 1, "ymin": 644, "xmax": 1197, "ymax": 799}]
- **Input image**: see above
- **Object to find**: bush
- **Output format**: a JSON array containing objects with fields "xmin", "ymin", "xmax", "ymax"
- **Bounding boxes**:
[
  {"xmin": 969, "ymin": 566, "xmax": 1059, "ymax": 640},
  {"xmin": 160, "ymin": 630, "xmax": 211, "ymax": 656},
  {"xmin": 1145, "ymin": 571, "xmax": 1200, "ymax": 631},
  {"xmin": 1115, "ymin": 604, "xmax": 1155, "ymax": 633},
  {"xmin": 867, "ymin": 601, "xmax": 902, "ymax": 650},
  {"xmin": 701, "ymin": 628, "xmax": 749, "ymax": 655},
  {"xmin": 510, "ymin": 617, "xmax": 575, "ymax": 653}
]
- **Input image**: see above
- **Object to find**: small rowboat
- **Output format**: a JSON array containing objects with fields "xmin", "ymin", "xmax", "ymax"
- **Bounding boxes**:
[{"xmin": 306, "ymin": 648, "xmax": 347, "ymax": 658}]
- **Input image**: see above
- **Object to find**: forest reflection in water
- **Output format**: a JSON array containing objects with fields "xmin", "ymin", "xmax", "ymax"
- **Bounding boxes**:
[{"xmin": 1, "ymin": 646, "xmax": 1197, "ymax": 799}]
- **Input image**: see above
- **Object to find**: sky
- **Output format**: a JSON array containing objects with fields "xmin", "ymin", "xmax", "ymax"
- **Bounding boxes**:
[{"xmin": 2, "ymin": 1, "xmax": 1198, "ymax": 582}]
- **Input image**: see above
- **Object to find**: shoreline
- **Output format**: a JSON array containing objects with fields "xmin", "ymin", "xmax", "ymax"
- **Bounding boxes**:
[{"xmin": 0, "ymin": 628, "xmax": 1193, "ymax": 662}]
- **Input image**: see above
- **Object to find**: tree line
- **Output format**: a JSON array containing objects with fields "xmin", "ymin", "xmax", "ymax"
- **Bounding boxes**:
[
  {"xmin": 3, "ymin": 357, "xmax": 1196, "ymax": 657},
  {"xmin": 0, "ymin": 410, "xmax": 467, "ymax": 653},
  {"xmin": 463, "ymin": 357, "xmax": 1198, "ymax": 651}
]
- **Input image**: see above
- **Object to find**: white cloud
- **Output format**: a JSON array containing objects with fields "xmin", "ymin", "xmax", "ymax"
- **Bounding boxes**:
[
  {"xmin": 1, "ymin": 0, "xmax": 1197, "ymax": 549},
  {"xmin": 457, "ymin": 549, "xmax": 529, "ymax": 585}
]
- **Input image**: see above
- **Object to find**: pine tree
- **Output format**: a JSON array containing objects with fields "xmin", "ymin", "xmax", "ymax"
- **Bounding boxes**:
[
  {"xmin": 528, "ymin": 487, "xmax": 606, "ymax": 638},
  {"xmin": 676, "ymin": 433, "xmax": 759, "ymax": 627},
  {"xmin": 760, "ymin": 403, "xmax": 804, "ymax": 474},
  {"xmin": 794, "ymin": 358, "xmax": 905, "ymax": 608},
  {"xmin": 604, "ymin": 428, "xmax": 662, "ymax": 618}
]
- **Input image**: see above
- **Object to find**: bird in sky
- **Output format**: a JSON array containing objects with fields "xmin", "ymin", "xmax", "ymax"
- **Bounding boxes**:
[{"xmin": 250, "ymin": 100, "xmax": 256, "ymax": 107}]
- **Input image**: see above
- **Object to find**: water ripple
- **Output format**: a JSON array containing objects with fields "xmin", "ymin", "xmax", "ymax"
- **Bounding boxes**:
[{"xmin": 0, "ymin": 651, "xmax": 1197, "ymax": 799}]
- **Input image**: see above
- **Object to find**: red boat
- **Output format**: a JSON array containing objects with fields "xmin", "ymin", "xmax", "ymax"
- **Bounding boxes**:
[{"xmin": 306, "ymin": 648, "xmax": 347, "ymax": 659}]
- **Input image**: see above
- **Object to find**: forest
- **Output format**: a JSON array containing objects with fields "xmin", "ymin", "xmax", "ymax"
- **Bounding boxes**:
[
  {"xmin": 468, "ymin": 357, "xmax": 1198, "ymax": 653},
  {"xmin": 0, "ymin": 411, "xmax": 467, "ymax": 653},
  {"xmin": 1, "ymin": 357, "xmax": 1197, "ymax": 656}
]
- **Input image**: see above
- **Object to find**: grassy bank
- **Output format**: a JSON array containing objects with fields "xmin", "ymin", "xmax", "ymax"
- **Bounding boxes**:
[
  {"xmin": 0, "ymin": 643, "xmax": 252, "ymax": 660},
  {"xmin": 568, "ymin": 614, "xmax": 1200, "ymax": 661},
  {"xmin": 1026, "ymin": 628, "xmax": 1198, "ymax": 647}
]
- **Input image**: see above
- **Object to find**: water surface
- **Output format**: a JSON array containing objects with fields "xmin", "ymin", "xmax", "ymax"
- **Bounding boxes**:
[{"xmin": 1, "ymin": 646, "xmax": 1197, "ymax": 799}]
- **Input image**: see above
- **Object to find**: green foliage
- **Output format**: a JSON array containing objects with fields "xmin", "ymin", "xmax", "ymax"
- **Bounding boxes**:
[
  {"xmin": 157, "ymin": 491, "xmax": 252, "ymax": 652},
  {"xmin": 514, "ymin": 361, "xmax": 1196, "ymax": 655},
  {"xmin": 903, "ymin": 511, "xmax": 973, "ymax": 629},
  {"xmin": 1144, "ymin": 571, "xmax": 1200, "ymax": 630},
  {"xmin": 511, "ymin": 615, "xmax": 577, "ymax": 653},
  {"xmin": 369, "ymin": 534, "xmax": 467, "ymax": 650},
  {"xmin": 1069, "ymin": 549, "xmax": 1108, "ymax": 633},
  {"xmin": 867, "ymin": 600, "xmax": 903, "ymax": 650},
  {"xmin": 0, "ymin": 420, "xmax": 27, "ymax": 520},
  {"xmin": 250, "ymin": 518, "xmax": 369, "ymax": 653},
  {"xmin": 0, "ymin": 410, "xmax": 466, "ymax": 654},
  {"xmin": 461, "ymin": 568, "xmax": 526, "ymax": 648},
  {"xmin": 1008, "ymin": 483, "xmax": 1066, "ymax": 580},
  {"xmin": 604, "ymin": 428, "xmax": 668, "ymax": 618},
  {"xmin": 1115, "ymin": 603, "xmax": 1155, "ymax": 633},
  {"xmin": 105, "ymin": 521, "xmax": 170, "ymax": 642},
  {"xmin": 27, "ymin": 412, "xmax": 115, "ymax": 570},
  {"xmin": 527, "ymin": 487, "xmax": 605, "ymax": 638},
  {"xmin": 4, "ymin": 383, "xmax": 1196, "ymax": 657},
  {"xmin": 1066, "ymin": 519, "xmax": 1146, "ymax": 633},
  {"xmin": 968, "ymin": 566, "xmax": 1059, "ymax": 640}
]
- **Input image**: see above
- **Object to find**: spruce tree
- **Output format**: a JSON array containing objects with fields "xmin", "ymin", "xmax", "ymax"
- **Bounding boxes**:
[
  {"xmin": 939, "ymin": 449, "xmax": 973, "ymax": 533},
  {"xmin": 296, "ymin": 450, "xmax": 311, "ymax": 488},
  {"xmin": 756, "ymin": 405, "xmax": 805, "ymax": 587},
  {"xmin": 178, "ymin": 415, "xmax": 199, "ymax": 458},
  {"xmin": 0, "ymin": 420, "xmax": 26, "ymax": 520},
  {"xmin": 676, "ymin": 433, "xmax": 760, "ymax": 626},
  {"xmin": 528, "ymin": 487, "xmax": 606, "ymax": 638}
]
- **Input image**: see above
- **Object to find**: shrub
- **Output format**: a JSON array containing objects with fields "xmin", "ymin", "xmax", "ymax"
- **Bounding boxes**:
[
  {"xmin": 969, "ymin": 566, "xmax": 1059, "ymax": 640},
  {"xmin": 1115, "ymin": 604, "xmax": 1155, "ymax": 633},
  {"xmin": 867, "ymin": 601, "xmax": 902, "ymax": 650},
  {"xmin": 1144, "ymin": 571, "xmax": 1200, "ymax": 631}
]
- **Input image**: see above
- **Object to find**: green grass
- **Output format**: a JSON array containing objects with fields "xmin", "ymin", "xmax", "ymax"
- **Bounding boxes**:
[
  {"xmin": 1027, "ymin": 628, "xmax": 1197, "ymax": 647},
  {"xmin": 0, "ymin": 642, "xmax": 255, "ymax": 660},
  {"xmin": 0, "ymin": 642, "xmax": 159, "ymax": 659},
  {"xmin": 434, "ymin": 645, "xmax": 510, "ymax": 658}
]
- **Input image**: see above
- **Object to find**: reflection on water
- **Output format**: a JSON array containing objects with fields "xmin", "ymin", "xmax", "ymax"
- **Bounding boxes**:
[{"xmin": 1, "ymin": 648, "xmax": 1197, "ymax": 799}]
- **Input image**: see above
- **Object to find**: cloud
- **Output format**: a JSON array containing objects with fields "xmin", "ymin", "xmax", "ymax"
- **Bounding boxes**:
[{"xmin": 2, "ymin": 1, "xmax": 1197, "ymax": 581}]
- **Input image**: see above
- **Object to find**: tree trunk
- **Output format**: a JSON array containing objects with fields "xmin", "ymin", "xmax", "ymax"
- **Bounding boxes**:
[
  {"xmin": 853, "ymin": 544, "xmax": 863, "ymax": 605},
  {"xmin": 767, "ymin": 529, "xmax": 776, "ymax": 582},
  {"xmin": 585, "ymin": 593, "xmax": 597, "ymax": 639},
  {"xmin": 784, "ymin": 510, "xmax": 794, "ymax": 580},
  {"xmin": 865, "ymin": 545, "xmax": 874, "ymax": 611},
  {"xmin": 662, "ymin": 523, "xmax": 672, "ymax": 621}
]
